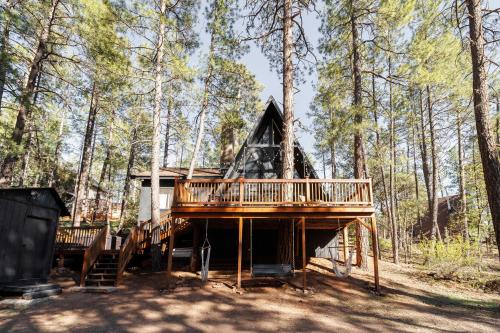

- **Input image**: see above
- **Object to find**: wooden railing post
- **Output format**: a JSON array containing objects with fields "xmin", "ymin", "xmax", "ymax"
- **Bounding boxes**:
[
  {"xmin": 239, "ymin": 177, "xmax": 244, "ymax": 206},
  {"xmin": 305, "ymin": 177, "xmax": 310, "ymax": 202},
  {"xmin": 368, "ymin": 178, "xmax": 373, "ymax": 205}
]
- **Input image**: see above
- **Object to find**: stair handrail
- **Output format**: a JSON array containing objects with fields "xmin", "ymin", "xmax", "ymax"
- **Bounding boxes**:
[
  {"xmin": 116, "ymin": 226, "xmax": 139, "ymax": 285},
  {"xmin": 80, "ymin": 225, "xmax": 108, "ymax": 287}
]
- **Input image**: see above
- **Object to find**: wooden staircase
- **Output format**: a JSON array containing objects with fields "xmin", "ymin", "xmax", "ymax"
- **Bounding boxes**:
[
  {"xmin": 55, "ymin": 210, "xmax": 190, "ymax": 288},
  {"xmin": 84, "ymin": 251, "xmax": 119, "ymax": 287},
  {"xmin": 138, "ymin": 210, "xmax": 191, "ymax": 254}
]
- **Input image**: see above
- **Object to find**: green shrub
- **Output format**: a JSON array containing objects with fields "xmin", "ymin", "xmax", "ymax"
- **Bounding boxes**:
[{"xmin": 418, "ymin": 237, "xmax": 483, "ymax": 281}]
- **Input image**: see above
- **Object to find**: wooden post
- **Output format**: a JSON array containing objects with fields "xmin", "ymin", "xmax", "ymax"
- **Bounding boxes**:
[
  {"xmin": 371, "ymin": 215, "xmax": 380, "ymax": 292},
  {"xmin": 301, "ymin": 217, "xmax": 306, "ymax": 290},
  {"xmin": 343, "ymin": 226, "xmax": 349, "ymax": 264},
  {"xmin": 237, "ymin": 217, "xmax": 243, "ymax": 288},
  {"xmin": 190, "ymin": 224, "xmax": 200, "ymax": 272},
  {"xmin": 239, "ymin": 177, "xmax": 244, "ymax": 206},
  {"xmin": 166, "ymin": 225, "xmax": 175, "ymax": 284},
  {"xmin": 305, "ymin": 177, "xmax": 310, "ymax": 202},
  {"xmin": 295, "ymin": 220, "xmax": 299, "ymax": 256},
  {"xmin": 355, "ymin": 222, "xmax": 362, "ymax": 267}
]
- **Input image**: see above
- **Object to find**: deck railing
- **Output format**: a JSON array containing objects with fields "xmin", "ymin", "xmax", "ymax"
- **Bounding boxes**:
[
  {"xmin": 173, "ymin": 178, "xmax": 373, "ymax": 207},
  {"xmin": 55, "ymin": 226, "xmax": 104, "ymax": 251},
  {"xmin": 80, "ymin": 225, "xmax": 108, "ymax": 287},
  {"xmin": 116, "ymin": 225, "xmax": 139, "ymax": 285}
]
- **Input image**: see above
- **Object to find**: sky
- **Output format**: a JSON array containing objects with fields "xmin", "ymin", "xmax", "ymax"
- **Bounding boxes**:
[{"xmin": 193, "ymin": 2, "xmax": 322, "ymax": 163}]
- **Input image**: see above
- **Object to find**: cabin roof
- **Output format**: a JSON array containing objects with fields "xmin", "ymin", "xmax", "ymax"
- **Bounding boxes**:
[
  {"xmin": 134, "ymin": 96, "xmax": 317, "ymax": 181},
  {"xmin": 131, "ymin": 167, "xmax": 222, "ymax": 179},
  {"xmin": 223, "ymin": 96, "xmax": 318, "ymax": 179}
]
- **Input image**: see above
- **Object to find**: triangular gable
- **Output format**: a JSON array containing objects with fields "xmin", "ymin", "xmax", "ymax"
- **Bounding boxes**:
[{"xmin": 223, "ymin": 96, "xmax": 318, "ymax": 179}]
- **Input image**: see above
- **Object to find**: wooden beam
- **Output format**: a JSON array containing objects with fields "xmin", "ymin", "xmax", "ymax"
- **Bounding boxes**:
[
  {"xmin": 237, "ymin": 217, "xmax": 243, "ymax": 288},
  {"xmin": 354, "ymin": 217, "xmax": 372, "ymax": 231},
  {"xmin": 371, "ymin": 215, "xmax": 380, "ymax": 292},
  {"xmin": 301, "ymin": 217, "xmax": 306, "ymax": 290},
  {"xmin": 166, "ymin": 225, "xmax": 175, "ymax": 283},
  {"xmin": 343, "ymin": 226, "xmax": 348, "ymax": 264}
]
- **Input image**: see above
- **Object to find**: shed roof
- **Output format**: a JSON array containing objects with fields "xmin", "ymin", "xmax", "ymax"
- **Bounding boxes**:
[{"xmin": 0, "ymin": 187, "xmax": 71, "ymax": 216}]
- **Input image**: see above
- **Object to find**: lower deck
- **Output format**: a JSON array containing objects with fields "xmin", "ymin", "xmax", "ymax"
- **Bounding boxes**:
[{"xmin": 167, "ymin": 216, "xmax": 380, "ymax": 291}]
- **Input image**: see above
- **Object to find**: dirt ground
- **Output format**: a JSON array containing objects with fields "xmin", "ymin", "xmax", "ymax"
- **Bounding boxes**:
[{"xmin": 0, "ymin": 258, "xmax": 499, "ymax": 333}]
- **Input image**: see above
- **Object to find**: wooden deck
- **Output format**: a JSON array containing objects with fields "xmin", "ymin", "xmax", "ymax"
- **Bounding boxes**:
[
  {"xmin": 171, "ymin": 178, "xmax": 374, "ymax": 220},
  {"xmin": 169, "ymin": 177, "xmax": 379, "ymax": 291}
]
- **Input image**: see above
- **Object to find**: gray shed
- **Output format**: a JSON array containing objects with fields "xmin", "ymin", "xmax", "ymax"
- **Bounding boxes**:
[{"xmin": 0, "ymin": 188, "xmax": 70, "ymax": 285}]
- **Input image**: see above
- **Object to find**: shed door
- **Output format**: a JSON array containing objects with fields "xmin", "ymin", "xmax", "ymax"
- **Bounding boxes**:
[
  {"xmin": 18, "ymin": 216, "xmax": 52, "ymax": 281},
  {"xmin": 0, "ymin": 200, "xmax": 27, "ymax": 283}
]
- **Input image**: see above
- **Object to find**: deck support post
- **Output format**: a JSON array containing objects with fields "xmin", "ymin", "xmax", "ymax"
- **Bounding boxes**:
[
  {"xmin": 190, "ymin": 224, "xmax": 199, "ymax": 272},
  {"xmin": 237, "ymin": 217, "xmax": 243, "ymax": 289},
  {"xmin": 301, "ymin": 217, "xmax": 306, "ymax": 290},
  {"xmin": 355, "ymin": 222, "xmax": 362, "ymax": 267},
  {"xmin": 370, "ymin": 215, "xmax": 380, "ymax": 292},
  {"xmin": 343, "ymin": 226, "xmax": 348, "ymax": 264},
  {"xmin": 166, "ymin": 224, "xmax": 175, "ymax": 284}
]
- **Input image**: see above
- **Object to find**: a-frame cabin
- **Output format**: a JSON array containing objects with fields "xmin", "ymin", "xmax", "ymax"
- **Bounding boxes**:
[{"xmin": 167, "ymin": 97, "xmax": 379, "ymax": 290}]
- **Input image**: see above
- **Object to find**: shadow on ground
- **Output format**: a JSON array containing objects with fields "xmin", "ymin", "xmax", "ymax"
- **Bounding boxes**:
[{"xmin": 0, "ymin": 258, "xmax": 498, "ymax": 333}]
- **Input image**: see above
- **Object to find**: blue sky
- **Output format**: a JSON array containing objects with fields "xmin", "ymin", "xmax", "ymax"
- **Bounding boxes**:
[{"xmin": 194, "ymin": 2, "xmax": 322, "ymax": 161}]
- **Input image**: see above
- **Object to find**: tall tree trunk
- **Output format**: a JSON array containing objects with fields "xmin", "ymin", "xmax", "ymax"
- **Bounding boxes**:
[
  {"xmin": 187, "ymin": 85, "xmax": 209, "ymax": 179},
  {"xmin": 281, "ymin": 0, "xmax": 294, "ymax": 181},
  {"xmin": 187, "ymin": 24, "xmax": 216, "ymax": 180},
  {"xmin": 0, "ymin": 0, "xmax": 16, "ymax": 114},
  {"xmin": 411, "ymin": 106, "xmax": 422, "ymax": 239},
  {"xmin": 350, "ymin": 3, "xmax": 368, "ymax": 269},
  {"xmin": 73, "ymin": 83, "xmax": 98, "ymax": 227},
  {"xmin": 496, "ymin": 95, "xmax": 499, "ymax": 146},
  {"xmin": 81, "ymin": 127, "xmax": 98, "ymax": 222},
  {"xmin": 93, "ymin": 120, "xmax": 114, "ymax": 222},
  {"xmin": 274, "ymin": 0, "xmax": 295, "ymax": 267},
  {"xmin": 118, "ymin": 125, "xmax": 137, "ymax": 230},
  {"xmin": 163, "ymin": 94, "xmax": 173, "ymax": 167},
  {"xmin": 0, "ymin": 0, "xmax": 60, "ymax": 185},
  {"xmin": 373, "ymin": 71, "xmax": 391, "ymax": 250},
  {"xmin": 418, "ymin": 90, "xmax": 432, "ymax": 212},
  {"xmin": 466, "ymin": 0, "xmax": 500, "ymax": 257},
  {"xmin": 426, "ymin": 86, "xmax": 441, "ymax": 242},
  {"xmin": 18, "ymin": 125, "xmax": 33, "ymax": 186},
  {"xmin": 19, "ymin": 65, "xmax": 43, "ymax": 187},
  {"xmin": 151, "ymin": 0, "xmax": 167, "ymax": 271},
  {"xmin": 329, "ymin": 108, "xmax": 337, "ymax": 178},
  {"xmin": 456, "ymin": 109, "xmax": 469, "ymax": 244},
  {"xmin": 388, "ymin": 57, "xmax": 399, "ymax": 264},
  {"xmin": 48, "ymin": 110, "xmax": 66, "ymax": 187}
]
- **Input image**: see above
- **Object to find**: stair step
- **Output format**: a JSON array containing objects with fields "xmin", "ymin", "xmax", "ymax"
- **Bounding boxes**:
[
  {"xmin": 85, "ymin": 280, "xmax": 115, "ymax": 287},
  {"xmin": 91, "ymin": 268, "xmax": 118, "ymax": 274},
  {"xmin": 97, "ymin": 259, "xmax": 118, "ymax": 263},
  {"xmin": 86, "ymin": 278, "xmax": 116, "ymax": 282},
  {"xmin": 95, "ymin": 263, "xmax": 118, "ymax": 268},
  {"xmin": 87, "ymin": 273, "xmax": 117, "ymax": 280}
]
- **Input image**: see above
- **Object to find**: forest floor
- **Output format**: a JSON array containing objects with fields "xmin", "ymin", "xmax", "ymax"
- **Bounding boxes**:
[{"xmin": 0, "ymin": 257, "xmax": 499, "ymax": 333}]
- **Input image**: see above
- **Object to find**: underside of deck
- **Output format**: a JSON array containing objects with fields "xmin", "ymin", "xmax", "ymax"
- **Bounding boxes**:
[{"xmin": 171, "ymin": 206, "xmax": 375, "ymax": 221}]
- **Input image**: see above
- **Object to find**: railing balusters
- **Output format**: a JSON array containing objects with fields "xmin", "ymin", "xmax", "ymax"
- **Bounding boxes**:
[{"xmin": 172, "ymin": 178, "xmax": 372, "ymax": 207}]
